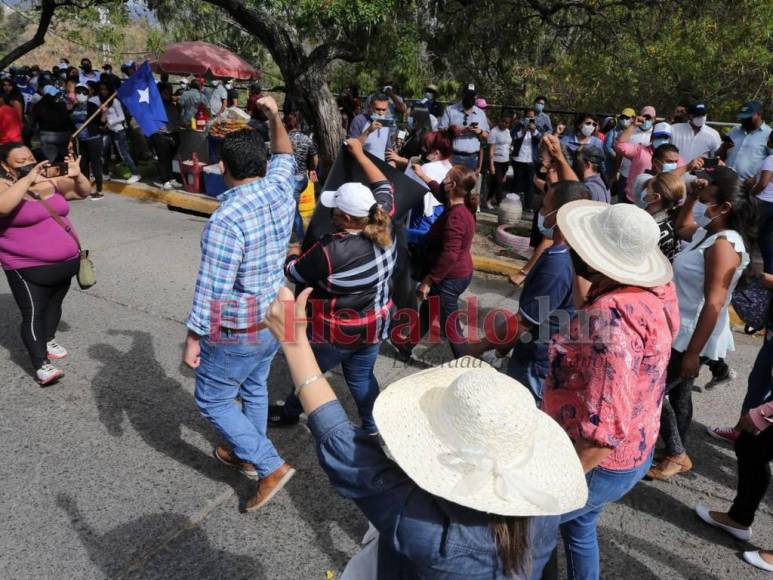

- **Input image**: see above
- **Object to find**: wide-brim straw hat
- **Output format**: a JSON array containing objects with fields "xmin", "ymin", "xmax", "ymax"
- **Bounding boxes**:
[
  {"xmin": 373, "ymin": 358, "xmax": 588, "ymax": 516},
  {"xmin": 558, "ymin": 200, "xmax": 673, "ymax": 288}
]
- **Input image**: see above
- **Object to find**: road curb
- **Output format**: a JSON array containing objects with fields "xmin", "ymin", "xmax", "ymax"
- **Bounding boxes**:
[{"xmin": 103, "ymin": 182, "xmax": 523, "ymax": 277}]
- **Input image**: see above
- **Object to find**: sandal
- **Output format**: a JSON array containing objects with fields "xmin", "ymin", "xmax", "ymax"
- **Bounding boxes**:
[{"xmin": 646, "ymin": 454, "xmax": 693, "ymax": 481}]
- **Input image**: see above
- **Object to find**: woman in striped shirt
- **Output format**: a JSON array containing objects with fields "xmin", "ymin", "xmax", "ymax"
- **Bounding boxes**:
[{"xmin": 269, "ymin": 139, "xmax": 395, "ymax": 434}]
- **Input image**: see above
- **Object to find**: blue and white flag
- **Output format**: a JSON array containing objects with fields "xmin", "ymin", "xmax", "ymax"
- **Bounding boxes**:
[{"xmin": 117, "ymin": 61, "xmax": 167, "ymax": 137}]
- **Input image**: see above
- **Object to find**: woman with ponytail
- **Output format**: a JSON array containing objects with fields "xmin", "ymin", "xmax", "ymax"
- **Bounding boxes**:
[
  {"xmin": 394, "ymin": 164, "xmax": 478, "ymax": 359},
  {"xmin": 269, "ymin": 138, "xmax": 396, "ymax": 434}
]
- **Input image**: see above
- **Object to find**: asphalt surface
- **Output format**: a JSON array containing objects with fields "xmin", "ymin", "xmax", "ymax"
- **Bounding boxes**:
[{"xmin": 1, "ymin": 193, "xmax": 770, "ymax": 579}]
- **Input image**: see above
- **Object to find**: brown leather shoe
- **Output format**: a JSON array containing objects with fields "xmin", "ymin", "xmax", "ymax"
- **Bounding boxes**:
[
  {"xmin": 245, "ymin": 463, "xmax": 296, "ymax": 512},
  {"xmin": 213, "ymin": 444, "xmax": 258, "ymax": 479},
  {"xmin": 646, "ymin": 454, "xmax": 693, "ymax": 481}
]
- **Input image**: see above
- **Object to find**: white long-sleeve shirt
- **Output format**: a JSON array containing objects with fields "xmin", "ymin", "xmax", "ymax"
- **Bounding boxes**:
[{"xmin": 105, "ymin": 100, "xmax": 126, "ymax": 132}]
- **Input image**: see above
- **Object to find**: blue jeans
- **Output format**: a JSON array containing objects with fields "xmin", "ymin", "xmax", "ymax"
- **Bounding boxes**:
[
  {"xmin": 558, "ymin": 454, "xmax": 653, "ymax": 580},
  {"xmin": 293, "ymin": 176, "xmax": 308, "ymax": 241},
  {"xmin": 506, "ymin": 357, "xmax": 546, "ymax": 405},
  {"xmin": 412, "ymin": 276, "xmax": 472, "ymax": 359},
  {"xmin": 758, "ymin": 199, "xmax": 773, "ymax": 274},
  {"xmin": 103, "ymin": 129, "xmax": 139, "ymax": 175},
  {"xmin": 451, "ymin": 152, "xmax": 479, "ymax": 171},
  {"xmin": 743, "ymin": 330, "xmax": 773, "ymax": 412},
  {"xmin": 194, "ymin": 329, "xmax": 284, "ymax": 477},
  {"xmin": 284, "ymin": 341, "xmax": 381, "ymax": 433}
]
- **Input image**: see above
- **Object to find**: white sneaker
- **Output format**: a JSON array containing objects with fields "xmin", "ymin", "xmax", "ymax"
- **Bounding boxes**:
[
  {"xmin": 36, "ymin": 363, "xmax": 64, "ymax": 386},
  {"xmin": 694, "ymin": 504, "xmax": 752, "ymax": 540},
  {"xmin": 126, "ymin": 174, "xmax": 141, "ymax": 184},
  {"xmin": 46, "ymin": 340, "xmax": 68, "ymax": 360},
  {"xmin": 743, "ymin": 551, "xmax": 773, "ymax": 572},
  {"xmin": 162, "ymin": 180, "xmax": 182, "ymax": 190}
]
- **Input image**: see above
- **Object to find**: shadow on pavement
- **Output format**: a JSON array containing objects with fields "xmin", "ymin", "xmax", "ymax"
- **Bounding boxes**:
[
  {"xmin": 598, "ymin": 526, "xmax": 725, "ymax": 579},
  {"xmin": 0, "ymin": 293, "xmax": 36, "ymax": 375},
  {"xmin": 267, "ymin": 353, "xmax": 366, "ymax": 568},
  {"xmin": 88, "ymin": 329, "xmax": 251, "ymax": 493},
  {"xmin": 57, "ymin": 492, "xmax": 264, "ymax": 579}
]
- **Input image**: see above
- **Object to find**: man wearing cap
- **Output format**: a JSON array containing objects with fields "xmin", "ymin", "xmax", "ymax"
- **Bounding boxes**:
[
  {"xmin": 613, "ymin": 106, "xmax": 655, "ymax": 202},
  {"xmin": 184, "ymin": 96, "xmax": 297, "ymax": 511},
  {"xmin": 725, "ymin": 101, "xmax": 771, "ymax": 180},
  {"xmin": 439, "ymin": 83, "xmax": 490, "ymax": 171},
  {"xmin": 541, "ymin": 201, "xmax": 679, "ymax": 579},
  {"xmin": 422, "ymin": 84, "xmax": 443, "ymax": 118},
  {"xmin": 616, "ymin": 118, "xmax": 685, "ymax": 203},
  {"xmin": 671, "ymin": 103, "xmax": 722, "ymax": 162}
]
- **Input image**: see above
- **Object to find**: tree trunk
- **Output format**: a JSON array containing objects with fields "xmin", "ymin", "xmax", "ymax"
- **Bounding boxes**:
[
  {"xmin": 0, "ymin": 0, "xmax": 56, "ymax": 71},
  {"xmin": 293, "ymin": 74, "xmax": 344, "ymax": 171},
  {"xmin": 201, "ymin": 0, "xmax": 359, "ymax": 168}
]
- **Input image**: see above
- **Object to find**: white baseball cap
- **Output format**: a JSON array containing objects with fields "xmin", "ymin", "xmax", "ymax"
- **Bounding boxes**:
[{"xmin": 320, "ymin": 183, "xmax": 377, "ymax": 217}]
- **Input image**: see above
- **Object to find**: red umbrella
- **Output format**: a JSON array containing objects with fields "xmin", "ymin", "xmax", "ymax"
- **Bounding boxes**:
[{"xmin": 152, "ymin": 41, "xmax": 261, "ymax": 80}]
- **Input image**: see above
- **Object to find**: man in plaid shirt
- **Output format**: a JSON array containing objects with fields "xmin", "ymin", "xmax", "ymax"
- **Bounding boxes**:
[{"xmin": 183, "ymin": 96, "xmax": 297, "ymax": 511}]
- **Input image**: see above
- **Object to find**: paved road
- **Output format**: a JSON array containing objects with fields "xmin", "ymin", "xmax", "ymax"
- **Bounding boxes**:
[{"xmin": 1, "ymin": 193, "xmax": 770, "ymax": 579}]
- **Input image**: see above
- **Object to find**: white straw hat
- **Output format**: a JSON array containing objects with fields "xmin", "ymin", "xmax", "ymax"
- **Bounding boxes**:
[
  {"xmin": 557, "ymin": 200, "xmax": 672, "ymax": 288},
  {"xmin": 373, "ymin": 358, "xmax": 588, "ymax": 516}
]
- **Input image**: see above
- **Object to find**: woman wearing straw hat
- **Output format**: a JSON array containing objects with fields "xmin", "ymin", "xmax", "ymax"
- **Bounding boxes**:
[
  {"xmin": 264, "ymin": 285, "xmax": 588, "ymax": 579},
  {"xmin": 541, "ymin": 201, "xmax": 679, "ymax": 580}
]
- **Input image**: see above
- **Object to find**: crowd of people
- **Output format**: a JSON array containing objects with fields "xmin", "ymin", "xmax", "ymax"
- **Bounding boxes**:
[
  {"xmin": 3, "ymin": 56, "xmax": 773, "ymax": 577},
  {"xmin": 0, "ymin": 58, "xmax": 271, "ymax": 195}
]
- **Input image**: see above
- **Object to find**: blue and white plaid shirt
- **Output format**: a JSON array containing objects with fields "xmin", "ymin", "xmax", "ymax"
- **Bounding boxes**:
[{"xmin": 186, "ymin": 153, "xmax": 296, "ymax": 337}]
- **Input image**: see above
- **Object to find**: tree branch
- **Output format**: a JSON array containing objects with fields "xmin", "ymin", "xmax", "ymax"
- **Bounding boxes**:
[
  {"xmin": 307, "ymin": 40, "xmax": 364, "ymax": 70},
  {"xmin": 0, "ymin": 0, "xmax": 57, "ymax": 71}
]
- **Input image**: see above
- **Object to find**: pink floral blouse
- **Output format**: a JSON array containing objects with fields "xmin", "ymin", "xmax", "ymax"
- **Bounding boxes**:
[{"xmin": 542, "ymin": 281, "xmax": 679, "ymax": 471}]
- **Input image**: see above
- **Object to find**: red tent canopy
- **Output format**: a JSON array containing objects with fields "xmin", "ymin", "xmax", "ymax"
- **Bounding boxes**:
[{"xmin": 151, "ymin": 41, "xmax": 261, "ymax": 80}]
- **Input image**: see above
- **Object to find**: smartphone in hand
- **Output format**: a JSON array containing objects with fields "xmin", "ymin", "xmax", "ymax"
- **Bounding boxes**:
[{"xmin": 42, "ymin": 162, "xmax": 67, "ymax": 179}]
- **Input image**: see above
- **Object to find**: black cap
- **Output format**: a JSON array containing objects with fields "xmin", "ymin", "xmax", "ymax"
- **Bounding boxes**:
[
  {"xmin": 688, "ymin": 103, "xmax": 708, "ymax": 116},
  {"xmin": 463, "ymin": 82, "xmax": 476, "ymax": 95},
  {"xmin": 578, "ymin": 145, "xmax": 605, "ymax": 166}
]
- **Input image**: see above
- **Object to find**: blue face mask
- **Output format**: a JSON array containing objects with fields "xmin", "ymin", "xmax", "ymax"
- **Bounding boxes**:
[
  {"xmin": 537, "ymin": 210, "xmax": 556, "ymax": 238},
  {"xmin": 652, "ymin": 138, "xmax": 670, "ymax": 149},
  {"xmin": 640, "ymin": 120, "xmax": 653, "ymax": 131},
  {"xmin": 534, "ymin": 103, "xmax": 544, "ymax": 114},
  {"xmin": 661, "ymin": 161, "xmax": 678, "ymax": 173}
]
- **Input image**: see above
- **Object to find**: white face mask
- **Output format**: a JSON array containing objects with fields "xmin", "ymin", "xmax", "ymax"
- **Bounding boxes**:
[
  {"xmin": 620, "ymin": 118, "xmax": 632, "ymax": 128},
  {"xmin": 692, "ymin": 116, "xmax": 706, "ymax": 127},
  {"xmin": 76, "ymin": 93, "xmax": 88, "ymax": 103},
  {"xmin": 225, "ymin": 82, "xmax": 233, "ymax": 90},
  {"xmin": 580, "ymin": 123, "xmax": 595, "ymax": 137}
]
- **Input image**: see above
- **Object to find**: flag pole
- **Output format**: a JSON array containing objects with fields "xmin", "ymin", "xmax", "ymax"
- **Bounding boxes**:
[{"xmin": 70, "ymin": 91, "xmax": 119, "ymax": 143}]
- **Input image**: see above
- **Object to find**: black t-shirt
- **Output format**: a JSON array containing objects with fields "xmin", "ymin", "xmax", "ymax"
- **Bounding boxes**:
[{"xmin": 34, "ymin": 98, "xmax": 73, "ymax": 132}]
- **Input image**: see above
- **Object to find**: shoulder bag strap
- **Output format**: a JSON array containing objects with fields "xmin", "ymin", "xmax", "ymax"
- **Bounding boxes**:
[{"xmin": 28, "ymin": 192, "xmax": 82, "ymax": 252}]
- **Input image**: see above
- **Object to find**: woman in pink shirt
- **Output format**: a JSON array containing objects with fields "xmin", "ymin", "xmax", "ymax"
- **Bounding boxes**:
[{"xmin": 0, "ymin": 143, "xmax": 92, "ymax": 385}]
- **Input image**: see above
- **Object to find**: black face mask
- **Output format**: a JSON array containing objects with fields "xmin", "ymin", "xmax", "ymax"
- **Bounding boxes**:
[
  {"xmin": 570, "ymin": 248, "xmax": 593, "ymax": 279},
  {"xmin": 673, "ymin": 114, "xmax": 686, "ymax": 124},
  {"xmin": 462, "ymin": 95, "xmax": 475, "ymax": 109},
  {"xmin": 741, "ymin": 118, "xmax": 756, "ymax": 131},
  {"xmin": 14, "ymin": 163, "xmax": 35, "ymax": 179},
  {"xmin": 82, "ymin": 64, "xmax": 92, "ymax": 73}
]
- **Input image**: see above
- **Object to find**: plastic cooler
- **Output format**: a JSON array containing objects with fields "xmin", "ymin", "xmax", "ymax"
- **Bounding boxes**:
[{"xmin": 203, "ymin": 164, "xmax": 227, "ymax": 197}]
